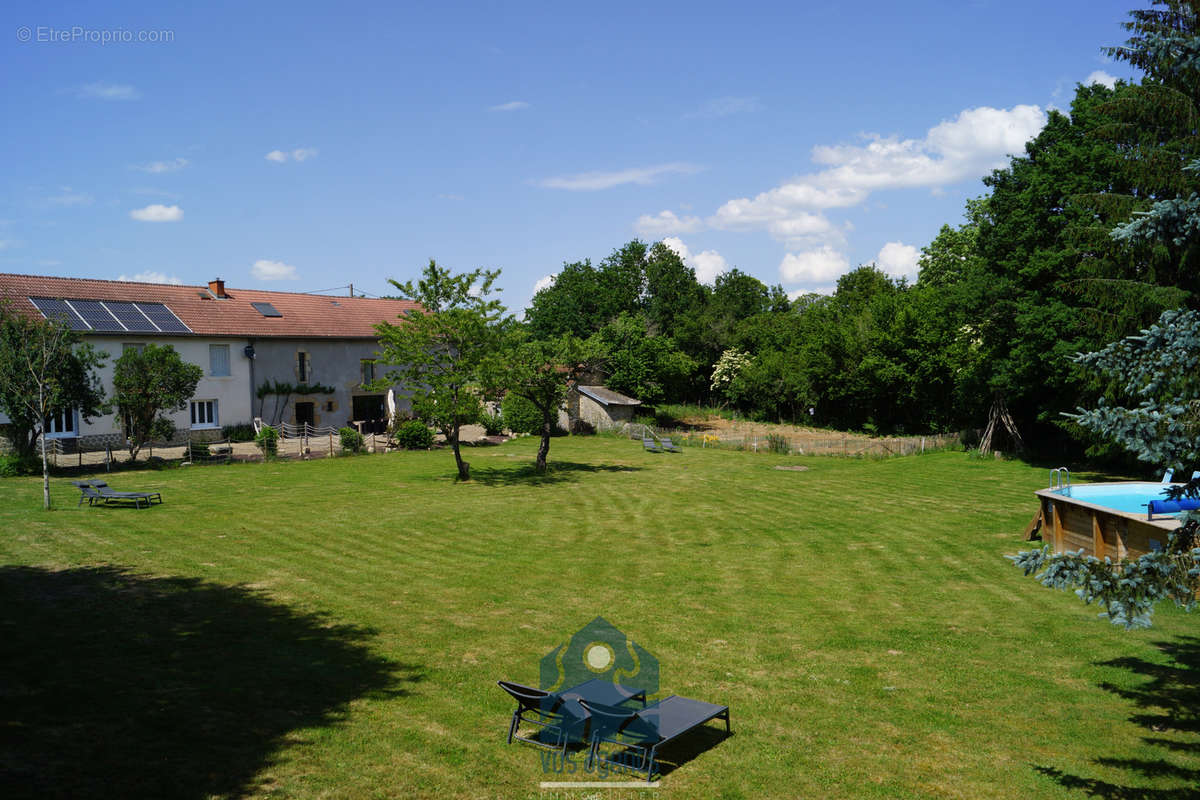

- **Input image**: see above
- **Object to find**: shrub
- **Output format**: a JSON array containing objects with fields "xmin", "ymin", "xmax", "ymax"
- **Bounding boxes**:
[
  {"xmin": 339, "ymin": 427, "xmax": 365, "ymax": 454},
  {"xmin": 480, "ymin": 411, "xmax": 505, "ymax": 436},
  {"xmin": 222, "ymin": 422, "xmax": 256, "ymax": 443},
  {"xmin": 187, "ymin": 441, "xmax": 211, "ymax": 461},
  {"xmin": 255, "ymin": 425, "xmax": 279, "ymax": 457},
  {"xmin": 394, "ymin": 419, "xmax": 433, "ymax": 450},
  {"xmin": 766, "ymin": 433, "xmax": 790, "ymax": 454},
  {"xmin": 0, "ymin": 453, "xmax": 39, "ymax": 477},
  {"xmin": 501, "ymin": 393, "xmax": 541, "ymax": 435},
  {"xmin": 149, "ymin": 417, "xmax": 176, "ymax": 444}
]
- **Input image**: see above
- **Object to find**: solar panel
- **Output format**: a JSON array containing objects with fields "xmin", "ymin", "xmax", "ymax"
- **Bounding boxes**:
[
  {"xmin": 28, "ymin": 297, "xmax": 89, "ymax": 330},
  {"xmin": 102, "ymin": 301, "xmax": 158, "ymax": 332},
  {"xmin": 68, "ymin": 299, "xmax": 123, "ymax": 332},
  {"xmin": 135, "ymin": 302, "xmax": 192, "ymax": 333},
  {"xmin": 251, "ymin": 301, "xmax": 282, "ymax": 317}
]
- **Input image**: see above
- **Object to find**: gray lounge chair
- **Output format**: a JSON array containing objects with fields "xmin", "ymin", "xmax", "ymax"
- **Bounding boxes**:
[
  {"xmin": 660, "ymin": 437, "xmax": 681, "ymax": 453},
  {"xmin": 72, "ymin": 481, "xmax": 104, "ymax": 506},
  {"xmin": 84, "ymin": 480, "xmax": 162, "ymax": 509},
  {"xmin": 580, "ymin": 695, "xmax": 731, "ymax": 782},
  {"xmin": 498, "ymin": 678, "xmax": 646, "ymax": 754},
  {"xmin": 642, "ymin": 438, "xmax": 662, "ymax": 453}
]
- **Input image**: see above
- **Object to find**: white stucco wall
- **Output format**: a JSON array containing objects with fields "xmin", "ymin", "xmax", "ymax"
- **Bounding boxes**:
[{"xmin": 78, "ymin": 336, "xmax": 253, "ymax": 440}]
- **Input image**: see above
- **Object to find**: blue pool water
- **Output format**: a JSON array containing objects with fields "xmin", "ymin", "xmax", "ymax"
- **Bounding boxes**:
[{"xmin": 1055, "ymin": 482, "xmax": 1174, "ymax": 514}]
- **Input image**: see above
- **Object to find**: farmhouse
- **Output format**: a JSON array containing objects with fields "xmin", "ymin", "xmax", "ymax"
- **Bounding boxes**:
[{"xmin": 0, "ymin": 273, "xmax": 419, "ymax": 449}]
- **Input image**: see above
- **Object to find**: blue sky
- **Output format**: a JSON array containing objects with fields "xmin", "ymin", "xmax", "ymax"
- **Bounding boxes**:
[{"xmin": 1, "ymin": 1, "xmax": 1143, "ymax": 311}]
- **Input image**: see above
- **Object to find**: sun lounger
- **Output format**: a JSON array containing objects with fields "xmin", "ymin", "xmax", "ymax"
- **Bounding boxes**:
[
  {"xmin": 498, "ymin": 679, "xmax": 646, "ymax": 754},
  {"xmin": 81, "ymin": 480, "xmax": 163, "ymax": 509},
  {"xmin": 660, "ymin": 437, "xmax": 681, "ymax": 453},
  {"xmin": 642, "ymin": 438, "xmax": 662, "ymax": 453},
  {"xmin": 580, "ymin": 695, "xmax": 730, "ymax": 781},
  {"xmin": 71, "ymin": 481, "xmax": 104, "ymax": 507},
  {"xmin": 1162, "ymin": 468, "xmax": 1175, "ymax": 483}
]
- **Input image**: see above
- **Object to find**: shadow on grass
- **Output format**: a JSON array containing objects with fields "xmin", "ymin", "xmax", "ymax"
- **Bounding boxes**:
[
  {"xmin": 589, "ymin": 726, "xmax": 733, "ymax": 781},
  {"xmin": 469, "ymin": 461, "xmax": 643, "ymax": 487},
  {"xmin": 1035, "ymin": 635, "xmax": 1200, "ymax": 799},
  {"xmin": 648, "ymin": 725, "xmax": 734, "ymax": 779},
  {"xmin": 0, "ymin": 565, "xmax": 422, "ymax": 800}
]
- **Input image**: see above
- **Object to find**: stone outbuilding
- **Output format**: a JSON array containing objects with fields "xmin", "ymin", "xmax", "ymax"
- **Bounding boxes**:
[{"xmin": 561, "ymin": 385, "xmax": 642, "ymax": 432}]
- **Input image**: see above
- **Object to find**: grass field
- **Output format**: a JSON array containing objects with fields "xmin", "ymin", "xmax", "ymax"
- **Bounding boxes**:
[{"xmin": 1, "ymin": 437, "xmax": 1197, "ymax": 799}]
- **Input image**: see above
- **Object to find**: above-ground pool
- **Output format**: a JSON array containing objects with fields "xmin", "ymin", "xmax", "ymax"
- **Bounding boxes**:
[
  {"xmin": 1034, "ymin": 482, "xmax": 1182, "ymax": 560},
  {"xmin": 1053, "ymin": 482, "xmax": 1177, "ymax": 515}
]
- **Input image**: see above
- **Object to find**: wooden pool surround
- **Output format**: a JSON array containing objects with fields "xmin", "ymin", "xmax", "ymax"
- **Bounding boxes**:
[{"xmin": 1034, "ymin": 484, "xmax": 1180, "ymax": 561}]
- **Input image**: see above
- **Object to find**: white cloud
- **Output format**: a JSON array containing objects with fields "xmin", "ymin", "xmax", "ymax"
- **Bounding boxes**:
[
  {"xmin": 787, "ymin": 286, "xmax": 836, "ymax": 300},
  {"xmin": 77, "ymin": 82, "xmax": 140, "ymax": 101},
  {"xmin": 538, "ymin": 162, "xmax": 701, "ymax": 191},
  {"xmin": 874, "ymin": 241, "xmax": 920, "ymax": 280},
  {"xmin": 1085, "ymin": 70, "xmax": 1118, "ymax": 89},
  {"xmin": 129, "ymin": 204, "xmax": 183, "ymax": 222},
  {"xmin": 252, "ymin": 259, "xmax": 298, "ymax": 281},
  {"xmin": 688, "ymin": 96, "xmax": 763, "ymax": 118},
  {"xmin": 117, "ymin": 270, "xmax": 183, "ymax": 285},
  {"xmin": 780, "ymin": 246, "xmax": 849, "ymax": 283},
  {"xmin": 662, "ymin": 237, "xmax": 728, "ymax": 284},
  {"xmin": 634, "ymin": 209, "xmax": 704, "ymax": 236},
  {"xmin": 265, "ymin": 148, "xmax": 318, "ymax": 163},
  {"xmin": 707, "ymin": 104, "xmax": 1045, "ymax": 245},
  {"xmin": 533, "ymin": 274, "xmax": 556, "ymax": 293},
  {"xmin": 489, "ymin": 100, "xmax": 530, "ymax": 112},
  {"xmin": 691, "ymin": 250, "xmax": 729, "ymax": 285},
  {"xmin": 133, "ymin": 158, "xmax": 189, "ymax": 174}
]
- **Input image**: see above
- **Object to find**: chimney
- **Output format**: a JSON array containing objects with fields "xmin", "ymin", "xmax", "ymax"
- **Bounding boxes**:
[{"xmin": 208, "ymin": 278, "xmax": 227, "ymax": 298}]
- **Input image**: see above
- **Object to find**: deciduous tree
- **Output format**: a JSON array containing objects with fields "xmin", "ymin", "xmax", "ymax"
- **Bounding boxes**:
[
  {"xmin": 0, "ymin": 305, "xmax": 105, "ymax": 509},
  {"xmin": 110, "ymin": 343, "xmax": 202, "ymax": 461},
  {"xmin": 376, "ymin": 260, "xmax": 506, "ymax": 481},
  {"xmin": 482, "ymin": 331, "xmax": 598, "ymax": 472}
]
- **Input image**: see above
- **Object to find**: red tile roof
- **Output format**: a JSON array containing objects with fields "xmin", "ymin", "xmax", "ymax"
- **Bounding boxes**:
[{"xmin": 0, "ymin": 273, "xmax": 421, "ymax": 339}]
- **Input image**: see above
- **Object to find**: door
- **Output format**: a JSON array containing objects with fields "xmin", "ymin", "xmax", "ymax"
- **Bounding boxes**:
[
  {"xmin": 295, "ymin": 402, "xmax": 315, "ymax": 428},
  {"xmin": 352, "ymin": 395, "xmax": 386, "ymax": 433}
]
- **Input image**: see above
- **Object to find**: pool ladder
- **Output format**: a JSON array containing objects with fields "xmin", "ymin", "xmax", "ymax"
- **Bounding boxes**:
[{"xmin": 1050, "ymin": 467, "xmax": 1071, "ymax": 494}]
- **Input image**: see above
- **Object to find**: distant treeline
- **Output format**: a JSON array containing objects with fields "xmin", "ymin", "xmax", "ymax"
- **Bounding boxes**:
[{"xmin": 523, "ymin": 62, "xmax": 1200, "ymax": 460}]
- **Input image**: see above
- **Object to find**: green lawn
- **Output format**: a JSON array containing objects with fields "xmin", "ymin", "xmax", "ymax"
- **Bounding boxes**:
[{"xmin": 1, "ymin": 438, "xmax": 1197, "ymax": 799}]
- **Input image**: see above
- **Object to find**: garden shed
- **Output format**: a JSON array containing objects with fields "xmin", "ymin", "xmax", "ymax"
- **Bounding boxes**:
[{"xmin": 562, "ymin": 385, "xmax": 642, "ymax": 432}]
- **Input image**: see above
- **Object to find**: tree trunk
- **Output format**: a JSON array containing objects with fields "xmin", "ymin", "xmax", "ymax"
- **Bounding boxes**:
[
  {"xmin": 39, "ymin": 385, "xmax": 50, "ymax": 511},
  {"xmin": 536, "ymin": 416, "xmax": 552, "ymax": 473},
  {"xmin": 451, "ymin": 423, "xmax": 470, "ymax": 481}
]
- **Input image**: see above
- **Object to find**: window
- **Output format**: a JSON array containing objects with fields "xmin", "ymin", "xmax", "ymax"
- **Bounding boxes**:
[
  {"xmin": 122, "ymin": 343, "xmax": 145, "ymax": 354},
  {"xmin": 190, "ymin": 400, "xmax": 218, "ymax": 429},
  {"xmin": 209, "ymin": 344, "xmax": 231, "ymax": 377},
  {"xmin": 361, "ymin": 359, "xmax": 376, "ymax": 384},
  {"xmin": 43, "ymin": 408, "xmax": 77, "ymax": 438},
  {"xmin": 297, "ymin": 351, "xmax": 309, "ymax": 382}
]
